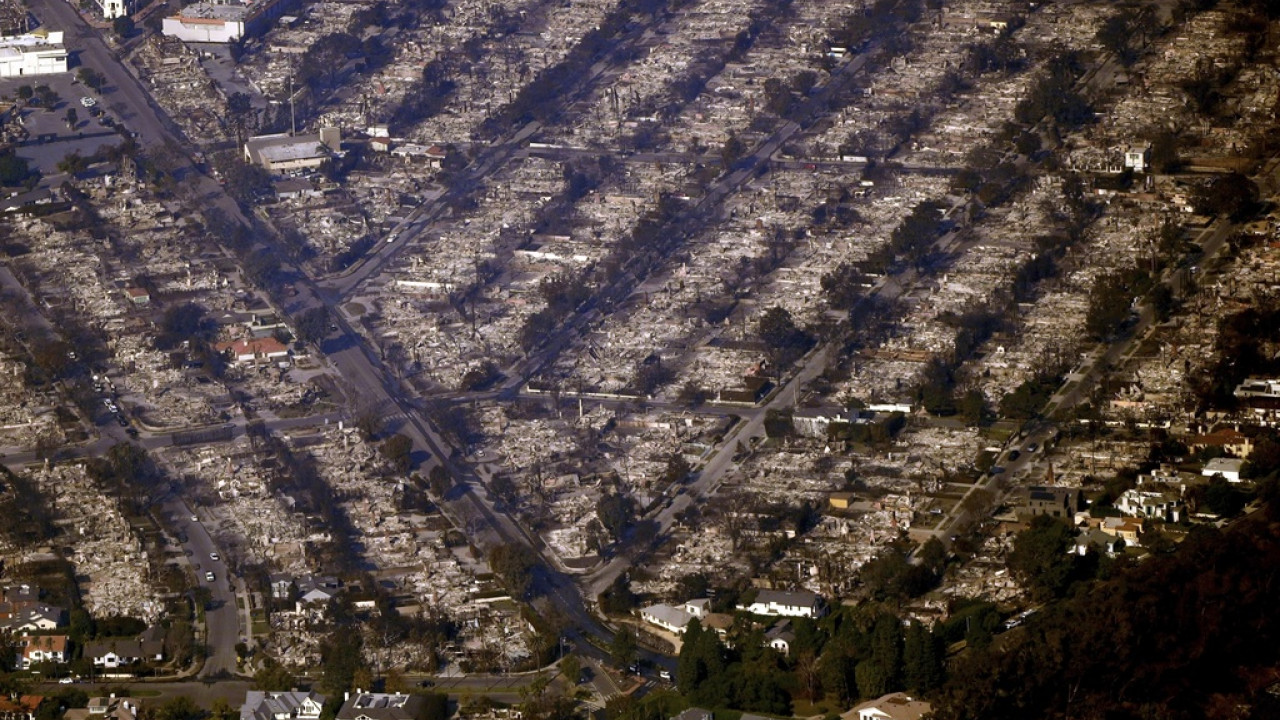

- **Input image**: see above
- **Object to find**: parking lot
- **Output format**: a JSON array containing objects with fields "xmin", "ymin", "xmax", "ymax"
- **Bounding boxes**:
[{"xmin": 0, "ymin": 72, "xmax": 124, "ymax": 176}]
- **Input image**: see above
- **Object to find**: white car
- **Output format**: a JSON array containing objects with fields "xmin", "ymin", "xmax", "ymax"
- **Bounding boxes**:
[
  {"xmin": 205, "ymin": 571, "xmax": 215, "ymax": 582},
  {"xmin": 210, "ymin": 552, "xmax": 219, "ymax": 561},
  {"xmin": 80, "ymin": 96, "xmax": 96, "ymax": 108}
]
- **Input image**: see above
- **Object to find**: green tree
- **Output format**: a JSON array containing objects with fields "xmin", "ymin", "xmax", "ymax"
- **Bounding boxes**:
[
  {"xmin": 318, "ymin": 631, "xmax": 365, "ymax": 696},
  {"xmin": 1203, "ymin": 476, "xmax": 1247, "ymax": 517},
  {"xmin": 294, "ymin": 306, "xmax": 331, "ymax": 345},
  {"xmin": 609, "ymin": 626, "xmax": 638, "ymax": 668},
  {"xmin": 112, "ymin": 16, "xmax": 135, "ymax": 38},
  {"xmin": 596, "ymin": 493, "xmax": 636, "ymax": 542},
  {"xmin": 421, "ymin": 694, "xmax": 448, "ymax": 720},
  {"xmin": 599, "ymin": 574, "xmax": 638, "ymax": 615},
  {"xmin": 76, "ymin": 68, "xmax": 104, "ymax": 91},
  {"xmin": 155, "ymin": 697, "xmax": 202, "ymax": 720},
  {"xmin": 0, "ymin": 150, "xmax": 33, "ymax": 185},
  {"xmin": 677, "ymin": 619, "xmax": 726, "ymax": 698},
  {"xmin": 379, "ymin": 434, "xmax": 414, "ymax": 475},
  {"xmin": 1085, "ymin": 270, "xmax": 1137, "ymax": 340},
  {"xmin": 757, "ymin": 305, "xmax": 813, "ymax": 370},
  {"xmin": 1192, "ymin": 172, "xmax": 1260, "ymax": 220},
  {"xmin": 428, "ymin": 465, "xmax": 453, "ymax": 496},
  {"xmin": 958, "ymin": 389, "xmax": 989, "ymax": 426},
  {"xmin": 559, "ymin": 655, "xmax": 582, "ymax": 686},
  {"xmin": 902, "ymin": 621, "xmax": 943, "ymax": 693},
  {"xmin": 855, "ymin": 658, "xmax": 892, "ymax": 699},
  {"xmin": 488, "ymin": 543, "xmax": 538, "ymax": 598},
  {"xmin": 1008, "ymin": 515, "xmax": 1078, "ymax": 601},
  {"xmin": 253, "ymin": 658, "xmax": 296, "ymax": 690},
  {"xmin": 721, "ymin": 133, "xmax": 746, "ymax": 169}
]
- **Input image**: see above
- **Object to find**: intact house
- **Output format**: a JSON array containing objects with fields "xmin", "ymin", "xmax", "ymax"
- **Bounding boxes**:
[
  {"xmin": 640, "ymin": 604, "xmax": 693, "ymax": 634},
  {"xmin": 244, "ymin": 128, "xmax": 341, "ymax": 175},
  {"xmin": 336, "ymin": 692, "xmax": 425, "ymax": 720},
  {"xmin": 17, "ymin": 634, "xmax": 68, "ymax": 667},
  {"xmin": 0, "ymin": 604, "xmax": 65, "ymax": 632},
  {"xmin": 63, "ymin": 696, "xmax": 141, "ymax": 720},
  {"xmin": 1116, "ymin": 489, "xmax": 1183, "ymax": 522},
  {"xmin": 639, "ymin": 598, "xmax": 714, "ymax": 635},
  {"xmin": 736, "ymin": 589, "xmax": 827, "ymax": 619},
  {"xmin": 240, "ymin": 691, "xmax": 325, "ymax": 720},
  {"xmin": 0, "ymin": 696, "xmax": 44, "ymax": 720},
  {"xmin": 842, "ymin": 693, "xmax": 932, "ymax": 720},
  {"xmin": 765, "ymin": 619, "xmax": 795, "ymax": 656},
  {"xmin": 83, "ymin": 630, "xmax": 164, "ymax": 669},
  {"xmin": 1188, "ymin": 427, "xmax": 1253, "ymax": 458},
  {"xmin": 216, "ymin": 337, "xmax": 290, "ymax": 367},
  {"xmin": 1202, "ymin": 457, "xmax": 1244, "ymax": 483},
  {"xmin": 1018, "ymin": 486, "xmax": 1081, "ymax": 521}
]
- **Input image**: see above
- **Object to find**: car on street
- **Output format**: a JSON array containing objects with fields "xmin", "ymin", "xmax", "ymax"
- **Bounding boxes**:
[
  {"xmin": 80, "ymin": 96, "xmax": 96, "ymax": 107},
  {"xmin": 210, "ymin": 552, "xmax": 219, "ymax": 561},
  {"xmin": 191, "ymin": 514, "xmax": 199, "ymax": 522},
  {"xmin": 204, "ymin": 571, "xmax": 215, "ymax": 582}
]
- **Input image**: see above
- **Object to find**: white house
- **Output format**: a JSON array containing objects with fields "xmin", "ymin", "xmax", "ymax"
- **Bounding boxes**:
[
  {"xmin": 736, "ymin": 589, "xmax": 827, "ymax": 618},
  {"xmin": 0, "ymin": 31, "xmax": 67, "ymax": 78},
  {"xmin": 94, "ymin": 0, "xmax": 134, "ymax": 19},
  {"xmin": 640, "ymin": 603, "xmax": 693, "ymax": 634},
  {"xmin": 1202, "ymin": 457, "xmax": 1244, "ymax": 483},
  {"xmin": 842, "ymin": 693, "xmax": 932, "ymax": 720},
  {"xmin": 1117, "ymin": 489, "xmax": 1183, "ymax": 522},
  {"xmin": 765, "ymin": 620, "xmax": 795, "ymax": 656},
  {"xmin": 83, "ymin": 635, "xmax": 164, "ymax": 668},
  {"xmin": 683, "ymin": 598, "xmax": 710, "ymax": 619},
  {"xmin": 17, "ymin": 634, "xmax": 67, "ymax": 667}
]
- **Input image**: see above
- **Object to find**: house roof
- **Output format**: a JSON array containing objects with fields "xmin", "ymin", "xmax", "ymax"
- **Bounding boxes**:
[
  {"xmin": 1203, "ymin": 457, "xmax": 1245, "ymax": 476},
  {"xmin": 0, "ymin": 696, "xmax": 43, "ymax": 715},
  {"xmin": 245, "ymin": 132, "xmax": 332, "ymax": 166},
  {"xmin": 335, "ymin": 693, "xmax": 424, "ymax": 720},
  {"xmin": 1189, "ymin": 428, "xmax": 1250, "ymax": 447},
  {"xmin": 240, "ymin": 691, "xmax": 326, "ymax": 720},
  {"xmin": 21, "ymin": 634, "xmax": 68, "ymax": 655},
  {"xmin": 842, "ymin": 693, "xmax": 932, "ymax": 720},
  {"xmin": 640, "ymin": 603, "xmax": 692, "ymax": 630},
  {"xmin": 750, "ymin": 589, "xmax": 822, "ymax": 609},
  {"xmin": 216, "ymin": 337, "xmax": 289, "ymax": 359},
  {"xmin": 670, "ymin": 709, "xmax": 712, "ymax": 720}
]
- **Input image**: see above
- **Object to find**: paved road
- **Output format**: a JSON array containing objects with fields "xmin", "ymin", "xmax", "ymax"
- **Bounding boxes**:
[{"xmin": 166, "ymin": 501, "xmax": 241, "ymax": 677}]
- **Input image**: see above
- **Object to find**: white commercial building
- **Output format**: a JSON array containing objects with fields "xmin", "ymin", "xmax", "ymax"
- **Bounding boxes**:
[
  {"xmin": 0, "ymin": 30, "xmax": 67, "ymax": 78},
  {"xmin": 95, "ymin": 0, "xmax": 134, "ymax": 20},
  {"xmin": 162, "ymin": 0, "xmax": 298, "ymax": 42},
  {"xmin": 162, "ymin": 7, "xmax": 246, "ymax": 43},
  {"xmin": 244, "ymin": 128, "xmax": 341, "ymax": 174}
]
